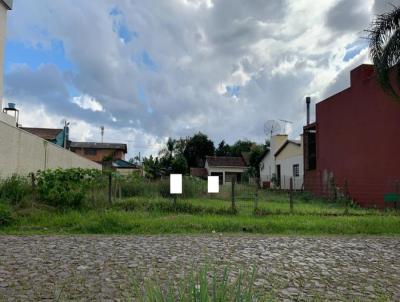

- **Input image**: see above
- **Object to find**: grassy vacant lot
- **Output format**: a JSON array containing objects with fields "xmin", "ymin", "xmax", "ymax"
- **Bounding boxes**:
[{"xmin": 2, "ymin": 191, "xmax": 400, "ymax": 235}]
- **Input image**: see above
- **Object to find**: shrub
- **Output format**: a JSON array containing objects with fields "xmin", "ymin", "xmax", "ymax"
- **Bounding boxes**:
[
  {"xmin": 0, "ymin": 203, "xmax": 14, "ymax": 226},
  {"xmin": 0, "ymin": 175, "xmax": 32, "ymax": 205},
  {"xmin": 35, "ymin": 168, "xmax": 102, "ymax": 208}
]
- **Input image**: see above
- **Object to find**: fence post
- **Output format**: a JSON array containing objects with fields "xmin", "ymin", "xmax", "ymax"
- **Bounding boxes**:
[
  {"xmin": 253, "ymin": 183, "xmax": 258, "ymax": 210},
  {"xmin": 344, "ymin": 178, "xmax": 349, "ymax": 214},
  {"xmin": 289, "ymin": 177, "xmax": 293, "ymax": 213},
  {"xmin": 395, "ymin": 180, "xmax": 400, "ymax": 210},
  {"xmin": 108, "ymin": 172, "xmax": 112, "ymax": 205},
  {"xmin": 30, "ymin": 172, "xmax": 35, "ymax": 189},
  {"xmin": 231, "ymin": 179, "xmax": 236, "ymax": 210}
]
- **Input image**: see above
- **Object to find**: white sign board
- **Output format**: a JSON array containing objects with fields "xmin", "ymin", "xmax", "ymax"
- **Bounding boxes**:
[
  {"xmin": 170, "ymin": 174, "xmax": 182, "ymax": 194},
  {"xmin": 207, "ymin": 176, "xmax": 219, "ymax": 193}
]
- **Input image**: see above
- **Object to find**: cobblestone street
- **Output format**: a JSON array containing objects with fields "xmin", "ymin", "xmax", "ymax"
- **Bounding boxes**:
[{"xmin": 0, "ymin": 235, "xmax": 399, "ymax": 301}]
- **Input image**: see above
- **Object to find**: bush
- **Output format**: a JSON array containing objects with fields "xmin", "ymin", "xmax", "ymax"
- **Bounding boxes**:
[
  {"xmin": 0, "ymin": 203, "xmax": 14, "ymax": 226},
  {"xmin": 36, "ymin": 168, "xmax": 102, "ymax": 208},
  {"xmin": 0, "ymin": 175, "xmax": 32, "ymax": 205}
]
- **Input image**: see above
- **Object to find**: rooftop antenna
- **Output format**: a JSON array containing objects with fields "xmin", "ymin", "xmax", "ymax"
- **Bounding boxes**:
[
  {"xmin": 279, "ymin": 119, "xmax": 293, "ymax": 134},
  {"xmin": 100, "ymin": 126, "xmax": 104, "ymax": 143},
  {"xmin": 264, "ymin": 120, "xmax": 281, "ymax": 139}
]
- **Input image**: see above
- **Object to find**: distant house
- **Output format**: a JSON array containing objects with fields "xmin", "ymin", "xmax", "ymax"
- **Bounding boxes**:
[
  {"xmin": 259, "ymin": 134, "xmax": 303, "ymax": 189},
  {"xmin": 190, "ymin": 167, "xmax": 208, "ymax": 179},
  {"xmin": 70, "ymin": 142, "xmax": 127, "ymax": 164},
  {"xmin": 274, "ymin": 138, "xmax": 303, "ymax": 190},
  {"xmin": 303, "ymin": 64, "xmax": 400, "ymax": 208},
  {"xmin": 21, "ymin": 127, "xmax": 67, "ymax": 147},
  {"xmin": 112, "ymin": 159, "xmax": 141, "ymax": 176},
  {"xmin": 204, "ymin": 156, "xmax": 247, "ymax": 185}
]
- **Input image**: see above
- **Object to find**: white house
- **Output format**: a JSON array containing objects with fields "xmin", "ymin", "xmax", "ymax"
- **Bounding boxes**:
[
  {"xmin": 204, "ymin": 156, "xmax": 248, "ymax": 185},
  {"xmin": 259, "ymin": 134, "xmax": 304, "ymax": 190}
]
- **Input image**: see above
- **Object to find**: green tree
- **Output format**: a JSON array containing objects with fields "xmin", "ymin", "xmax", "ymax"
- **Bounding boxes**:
[
  {"xmin": 230, "ymin": 140, "xmax": 254, "ymax": 157},
  {"xmin": 183, "ymin": 132, "xmax": 215, "ymax": 167},
  {"xmin": 216, "ymin": 140, "xmax": 231, "ymax": 156},
  {"xmin": 368, "ymin": 5, "xmax": 400, "ymax": 99},
  {"xmin": 171, "ymin": 154, "xmax": 188, "ymax": 174}
]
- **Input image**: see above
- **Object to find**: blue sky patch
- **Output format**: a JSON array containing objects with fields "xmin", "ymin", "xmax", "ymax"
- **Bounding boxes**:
[
  {"xmin": 226, "ymin": 85, "xmax": 240, "ymax": 97},
  {"xmin": 343, "ymin": 39, "xmax": 368, "ymax": 62},
  {"xmin": 5, "ymin": 39, "xmax": 74, "ymax": 72}
]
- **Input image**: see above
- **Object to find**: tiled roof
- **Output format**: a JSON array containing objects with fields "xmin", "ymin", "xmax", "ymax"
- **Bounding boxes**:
[
  {"xmin": 21, "ymin": 127, "xmax": 63, "ymax": 140},
  {"xmin": 190, "ymin": 167, "xmax": 208, "ymax": 178},
  {"xmin": 70, "ymin": 142, "xmax": 127, "ymax": 152},
  {"xmin": 206, "ymin": 156, "xmax": 247, "ymax": 167}
]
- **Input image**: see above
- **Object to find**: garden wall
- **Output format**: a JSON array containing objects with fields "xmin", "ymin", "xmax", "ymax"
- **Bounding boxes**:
[{"xmin": 0, "ymin": 120, "xmax": 101, "ymax": 178}]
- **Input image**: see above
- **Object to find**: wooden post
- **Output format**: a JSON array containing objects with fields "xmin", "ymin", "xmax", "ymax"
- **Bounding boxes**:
[
  {"xmin": 173, "ymin": 195, "xmax": 177, "ymax": 206},
  {"xmin": 231, "ymin": 179, "xmax": 236, "ymax": 210},
  {"xmin": 344, "ymin": 178, "xmax": 349, "ymax": 214},
  {"xmin": 108, "ymin": 172, "xmax": 112, "ymax": 205},
  {"xmin": 395, "ymin": 180, "xmax": 400, "ymax": 210},
  {"xmin": 254, "ymin": 186, "xmax": 259, "ymax": 211},
  {"xmin": 289, "ymin": 177, "xmax": 293, "ymax": 213}
]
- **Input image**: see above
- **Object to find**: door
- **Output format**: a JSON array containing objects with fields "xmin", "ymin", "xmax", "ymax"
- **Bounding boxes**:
[{"xmin": 276, "ymin": 164, "xmax": 281, "ymax": 188}]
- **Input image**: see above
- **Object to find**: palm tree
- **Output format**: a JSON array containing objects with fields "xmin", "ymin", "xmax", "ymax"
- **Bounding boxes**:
[
  {"xmin": 158, "ymin": 138, "xmax": 176, "ymax": 159},
  {"xmin": 368, "ymin": 5, "xmax": 400, "ymax": 100}
]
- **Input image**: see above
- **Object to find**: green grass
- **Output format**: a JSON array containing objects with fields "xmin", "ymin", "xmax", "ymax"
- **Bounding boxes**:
[
  {"xmin": 1, "ymin": 191, "xmax": 399, "ymax": 236},
  {"xmin": 2, "ymin": 208, "xmax": 400, "ymax": 235}
]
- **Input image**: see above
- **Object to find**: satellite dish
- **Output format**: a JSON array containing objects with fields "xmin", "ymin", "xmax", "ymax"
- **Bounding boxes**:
[{"xmin": 264, "ymin": 120, "xmax": 281, "ymax": 138}]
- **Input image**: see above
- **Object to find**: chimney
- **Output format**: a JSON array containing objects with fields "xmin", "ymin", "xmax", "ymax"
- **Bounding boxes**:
[{"xmin": 306, "ymin": 96, "xmax": 310, "ymax": 125}]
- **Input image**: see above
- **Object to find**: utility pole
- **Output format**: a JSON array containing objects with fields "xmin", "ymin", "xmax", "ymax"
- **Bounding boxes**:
[{"xmin": 101, "ymin": 126, "xmax": 104, "ymax": 143}]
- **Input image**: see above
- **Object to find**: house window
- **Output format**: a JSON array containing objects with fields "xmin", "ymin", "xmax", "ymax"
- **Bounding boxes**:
[
  {"xmin": 84, "ymin": 148, "xmax": 97, "ymax": 155},
  {"xmin": 293, "ymin": 164, "xmax": 300, "ymax": 177}
]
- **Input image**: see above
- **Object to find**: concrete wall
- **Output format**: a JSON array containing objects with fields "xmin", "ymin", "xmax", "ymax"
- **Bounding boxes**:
[
  {"xmin": 0, "ymin": 120, "xmax": 101, "ymax": 178},
  {"xmin": 0, "ymin": 2, "xmax": 7, "ymax": 109}
]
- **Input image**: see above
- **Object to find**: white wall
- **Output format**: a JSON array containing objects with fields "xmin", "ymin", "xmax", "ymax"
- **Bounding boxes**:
[
  {"xmin": 276, "ymin": 155, "xmax": 304, "ymax": 190},
  {"xmin": 0, "ymin": 120, "xmax": 101, "ymax": 178},
  {"xmin": 259, "ymin": 151, "xmax": 274, "ymax": 183}
]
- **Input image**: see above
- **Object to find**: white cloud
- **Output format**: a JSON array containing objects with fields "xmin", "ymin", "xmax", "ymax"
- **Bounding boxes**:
[
  {"xmin": 5, "ymin": 0, "xmax": 396, "ymax": 155},
  {"xmin": 72, "ymin": 95, "xmax": 104, "ymax": 112}
]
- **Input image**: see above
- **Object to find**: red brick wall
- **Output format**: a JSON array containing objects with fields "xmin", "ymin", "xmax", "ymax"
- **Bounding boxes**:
[
  {"xmin": 71, "ymin": 148, "xmax": 125, "ymax": 163},
  {"xmin": 304, "ymin": 65, "xmax": 400, "ymax": 208}
]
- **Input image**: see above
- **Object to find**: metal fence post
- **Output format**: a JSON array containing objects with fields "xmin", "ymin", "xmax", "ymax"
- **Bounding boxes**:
[
  {"xmin": 108, "ymin": 172, "xmax": 112, "ymax": 205},
  {"xmin": 289, "ymin": 177, "xmax": 293, "ymax": 213},
  {"xmin": 231, "ymin": 179, "xmax": 236, "ymax": 210}
]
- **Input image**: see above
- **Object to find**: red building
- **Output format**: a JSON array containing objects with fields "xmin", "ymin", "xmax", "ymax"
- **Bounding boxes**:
[{"xmin": 303, "ymin": 64, "xmax": 400, "ymax": 208}]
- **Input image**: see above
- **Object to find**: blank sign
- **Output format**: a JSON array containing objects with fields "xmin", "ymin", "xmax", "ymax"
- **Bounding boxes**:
[
  {"xmin": 208, "ymin": 176, "xmax": 219, "ymax": 193},
  {"xmin": 170, "ymin": 174, "xmax": 182, "ymax": 194}
]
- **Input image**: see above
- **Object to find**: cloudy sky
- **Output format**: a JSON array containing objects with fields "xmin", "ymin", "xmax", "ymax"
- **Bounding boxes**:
[{"xmin": 3, "ymin": 0, "xmax": 398, "ymax": 158}]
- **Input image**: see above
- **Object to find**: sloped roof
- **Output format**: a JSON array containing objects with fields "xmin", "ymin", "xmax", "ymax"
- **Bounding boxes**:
[
  {"xmin": 190, "ymin": 167, "xmax": 208, "ymax": 178},
  {"xmin": 21, "ymin": 127, "xmax": 63, "ymax": 140},
  {"xmin": 206, "ymin": 156, "xmax": 246, "ymax": 167},
  {"xmin": 257, "ymin": 148, "xmax": 270, "ymax": 164},
  {"xmin": 274, "ymin": 140, "xmax": 301, "ymax": 157},
  {"xmin": 70, "ymin": 142, "xmax": 127, "ymax": 153},
  {"xmin": 1, "ymin": 0, "xmax": 12, "ymax": 10},
  {"xmin": 112, "ymin": 159, "xmax": 139, "ymax": 169}
]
